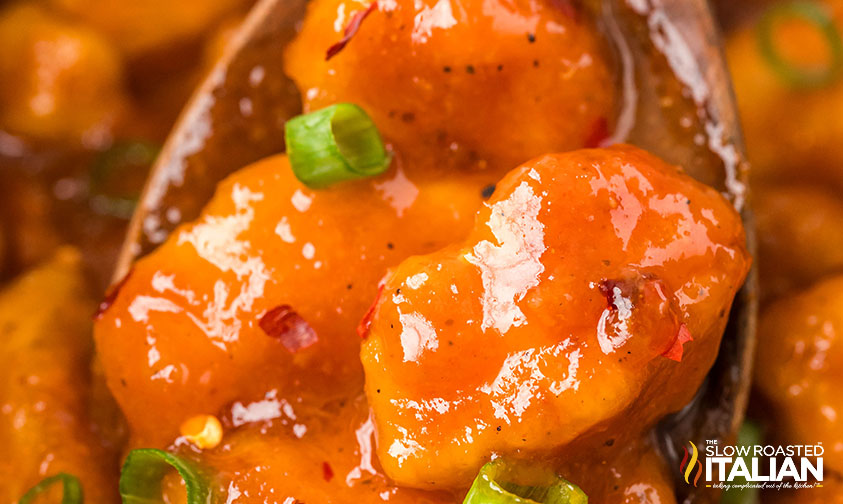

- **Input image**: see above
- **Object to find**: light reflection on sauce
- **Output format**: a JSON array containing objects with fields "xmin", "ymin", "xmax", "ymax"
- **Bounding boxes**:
[{"xmin": 465, "ymin": 181, "xmax": 546, "ymax": 335}]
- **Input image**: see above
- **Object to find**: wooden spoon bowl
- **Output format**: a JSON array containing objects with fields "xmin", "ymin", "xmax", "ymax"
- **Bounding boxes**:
[{"xmin": 115, "ymin": 0, "xmax": 757, "ymax": 501}]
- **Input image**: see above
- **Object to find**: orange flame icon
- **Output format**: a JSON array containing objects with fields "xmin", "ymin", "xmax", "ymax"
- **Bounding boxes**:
[{"xmin": 679, "ymin": 441, "xmax": 703, "ymax": 487}]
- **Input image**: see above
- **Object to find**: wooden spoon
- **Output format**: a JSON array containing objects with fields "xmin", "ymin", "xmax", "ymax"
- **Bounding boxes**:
[
  {"xmin": 113, "ymin": 0, "xmax": 303, "ymax": 272},
  {"xmin": 115, "ymin": 0, "xmax": 757, "ymax": 501}
]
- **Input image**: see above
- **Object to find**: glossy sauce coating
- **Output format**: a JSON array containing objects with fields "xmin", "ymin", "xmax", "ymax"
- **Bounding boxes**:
[
  {"xmin": 284, "ymin": 0, "xmax": 615, "ymax": 176},
  {"xmin": 87, "ymin": 0, "xmax": 753, "ymax": 500},
  {"xmin": 163, "ymin": 394, "xmax": 457, "ymax": 504},
  {"xmin": 93, "ymin": 153, "xmax": 487, "ymax": 447},
  {"xmin": 573, "ymin": 439, "xmax": 677, "ymax": 504},
  {"xmin": 755, "ymin": 274, "xmax": 843, "ymax": 474},
  {"xmin": 94, "ymin": 0, "xmax": 617, "ymax": 451},
  {"xmin": 90, "ymin": 147, "xmax": 739, "ymax": 502},
  {"xmin": 160, "ymin": 391, "xmax": 675, "ymax": 503},
  {"xmin": 361, "ymin": 146, "xmax": 750, "ymax": 488}
]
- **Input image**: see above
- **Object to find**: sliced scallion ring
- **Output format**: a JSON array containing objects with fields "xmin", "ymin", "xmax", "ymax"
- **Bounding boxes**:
[
  {"xmin": 463, "ymin": 460, "xmax": 588, "ymax": 504},
  {"xmin": 757, "ymin": 0, "xmax": 843, "ymax": 88},
  {"xmin": 119, "ymin": 449, "xmax": 211, "ymax": 504},
  {"xmin": 284, "ymin": 103, "xmax": 392, "ymax": 188},
  {"xmin": 19, "ymin": 473, "xmax": 83, "ymax": 504}
]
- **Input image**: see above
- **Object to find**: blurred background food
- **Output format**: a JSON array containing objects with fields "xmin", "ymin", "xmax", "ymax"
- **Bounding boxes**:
[
  {"xmin": 1, "ymin": 0, "xmax": 842, "ymax": 501},
  {"xmin": 0, "ymin": 0, "xmax": 253, "ymax": 493},
  {"xmin": 716, "ymin": 0, "xmax": 843, "ymax": 500},
  {"xmin": 0, "ymin": 248, "xmax": 116, "ymax": 502},
  {"xmin": 0, "ymin": 0, "xmax": 253, "ymax": 290}
]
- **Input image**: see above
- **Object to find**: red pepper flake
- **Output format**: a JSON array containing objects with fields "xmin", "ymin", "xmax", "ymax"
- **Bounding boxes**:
[
  {"xmin": 93, "ymin": 269, "xmax": 133, "ymax": 320},
  {"xmin": 584, "ymin": 116, "xmax": 609, "ymax": 148},
  {"xmin": 326, "ymin": 2, "xmax": 378, "ymax": 61},
  {"xmin": 322, "ymin": 461, "xmax": 334, "ymax": 482},
  {"xmin": 662, "ymin": 323, "xmax": 693, "ymax": 362},
  {"xmin": 597, "ymin": 278, "xmax": 624, "ymax": 310},
  {"xmin": 357, "ymin": 284, "xmax": 385, "ymax": 339},
  {"xmin": 259, "ymin": 305, "xmax": 318, "ymax": 353},
  {"xmin": 599, "ymin": 276, "xmax": 691, "ymax": 361}
]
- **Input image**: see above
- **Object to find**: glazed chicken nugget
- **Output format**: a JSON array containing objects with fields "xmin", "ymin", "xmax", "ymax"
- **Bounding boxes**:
[
  {"xmin": 285, "ymin": 0, "xmax": 615, "ymax": 175},
  {"xmin": 360, "ymin": 145, "xmax": 750, "ymax": 488},
  {"xmin": 756, "ymin": 274, "xmax": 843, "ymax": 473},
  {"xmin": 93, "ymin": 154, "xmax": 488, "ymax": 447}
]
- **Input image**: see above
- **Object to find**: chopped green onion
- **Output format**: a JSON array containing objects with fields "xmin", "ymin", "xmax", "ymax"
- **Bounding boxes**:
[
  {"xmin": 284, "ymin": 103, "xmax": 392, "ymax": 188},
  {"xmin": 119, "ymin": 449, "xmax": 212, "ymax": 504},
  {"xmin": 89, "ymin": 140, "xmax": 160, "ymax": 219},
  {"xmin": 19, "ymin": 473, "xmax": 83, "ymax": 504},
  {"xmin": 757, "ymin": 1, "xmax": 843, "ymax": 88},
  {"xmin": 463, "ymin": 460, "xmax": 587, "ymax": 504},
  {"xmin": 721, "ymin": 421, "xmax": 762, "ymax": 504}
]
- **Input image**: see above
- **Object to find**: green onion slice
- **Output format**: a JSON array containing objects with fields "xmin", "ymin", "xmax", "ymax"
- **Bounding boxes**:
[
  {"xmin": 757, "ymin": 0, "xmax": 843, "ymax": 88},
  {"xmin": 463, "ymin": 460, "xmax": 588, "ymax": 504},
  {"xmin": 119, "ymin": 449, "xmax": 212, "ymax": 504},
  {"xmin": 284, "ymin": 103, "xmax": 392, "ymax": 188},
  {"xmin": 19, "ymin": 473, "xmax": 83, "ymax": 504}
]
